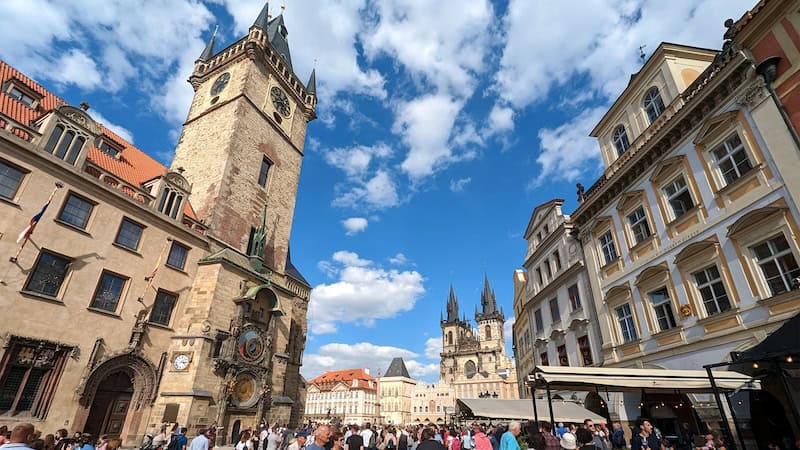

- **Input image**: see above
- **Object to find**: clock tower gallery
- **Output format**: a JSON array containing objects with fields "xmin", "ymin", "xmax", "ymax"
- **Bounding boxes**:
[{"xmin": 154, "ymin": 3, "xmax": 317, "ymax": 438}]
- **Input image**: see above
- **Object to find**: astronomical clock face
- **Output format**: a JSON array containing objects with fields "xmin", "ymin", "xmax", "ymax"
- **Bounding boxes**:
[
  {"xmin": 238, "ymin": 329, "xmax": 265, "ymax": 363},
  {"xmin": 270, "ymin": 86, "xmax": 291, "ymax": 117},
  {"xmin": 211, "ymin": 72, "xmax": 230, "ymax": 96},
  {"xmin": 232, "ymin": 373, "xmax": 259, "ymax": 408}
]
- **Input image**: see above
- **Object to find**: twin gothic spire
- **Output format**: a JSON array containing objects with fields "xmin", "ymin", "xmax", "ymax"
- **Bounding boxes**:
[{"xmin": 442, "ymin": 276, "xmax": 504, "ymax": 324}]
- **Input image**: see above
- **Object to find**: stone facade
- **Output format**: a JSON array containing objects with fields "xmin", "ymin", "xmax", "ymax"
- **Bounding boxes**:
[
  {"xmin": 440, "ymin": 282, "xmax": 518, "ymax": 400},
  {"xmin": 0, "ymin": 5, "xmax": 315, "ymax": 447},
  {"xmin": 512, "ymin": 199, "xmax": 603, "ymax": 399},
  {"xmin": 409, "ymin": 383, "xmax": 454, "ymax": 425},
  {"xmin": 376, "ymin": 358, "xmax": 417, "ymax": 425}
]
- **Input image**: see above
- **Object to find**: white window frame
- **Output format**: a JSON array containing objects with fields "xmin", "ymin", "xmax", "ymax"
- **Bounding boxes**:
[
  {"xmin": 662, "ymin": 175, "xmax": 694, "ymax": 220},
  {"xmin": 612, "ymin": 125, "xmax": 630, "ymax": 156},
  {"xmin": 692, "ymin": 265, "xmax": 732, "ymax": 316},
  {"xmin": 615, "ymin": 303, "xmax": 637, "ymax": 343},
  {"xmin": 750, "ymin": 234, "xmax": 800, "ymax": 296},
  {"xmin": 647, "ymin": 287, "xmax": 677, "ymax": 332},
  {"xmin": 627, "ymin": 206, "xmax": 652, "ymax": 245},
  {"xmin": 711, "ymin": 132, "xmax": 753, "ymax": 187},
  {"xmin": 598, "ymin": 230, "xmax": 618, "ymax": 265},
  {"xmin": 643, "ymin": 87, "xmax": 666, "ymax": 123}
]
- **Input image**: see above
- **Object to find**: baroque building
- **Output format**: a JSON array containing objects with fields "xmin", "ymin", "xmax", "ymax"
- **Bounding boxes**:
[
  {"xmin": 376, "ymin": 358, "xmax": 417, "ymax": 425},
  {"xmin": 303, "ymin": 369, "xmax": 380, "ymax": 425},
  {"xmin": 512, "ymin": 199, "xmax": 603, "ymax": 400},
  {"xmin": 440, "ymin": 280, "xmax": 518, "ymax": 400},
  {"xmin": 570, "ymin": 20, "xmax": 800, "ymax": 441},
  {"xmin": 0, "ymin": 3, "xmax": 315, "ymax": 446},
  {"xmin": 409, "ymin": 382, "xmax": 454, "ymax": 425}
]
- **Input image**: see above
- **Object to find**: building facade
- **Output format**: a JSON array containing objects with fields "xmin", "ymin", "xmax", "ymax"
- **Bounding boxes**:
[
  {"xmin": 0, "ymin": 3, "xmax": 315, "ymax": 445},
  {"xmin": 377, "ymin": 358, "xmax": 417, "ymax": 425},
  {"xmin": 409, "ymin": 382, "xmax": 454, "ymax": 425},
  {"xmin": 571, "ymin": 34, "xmax": 800, "ymax": 439},
  {"xmin": 303, "ymin": 369, "xmax": 380, "ymax": 425},
  {"xmin": 440, "ymin": 281, "xmax": 518, "ymax": 400},
  {"xmin": 512, "ymin": 199, "xmax": 602, "ymax": 399}
]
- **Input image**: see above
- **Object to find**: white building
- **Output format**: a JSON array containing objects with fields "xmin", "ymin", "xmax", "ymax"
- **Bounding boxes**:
[{"xmin": 304, "ymin": 368, "xmax": 380, "ymax": 425}]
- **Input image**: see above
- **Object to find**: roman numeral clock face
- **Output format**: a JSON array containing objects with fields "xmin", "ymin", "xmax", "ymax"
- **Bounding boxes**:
[{"xmin": 270, "ymin": 86, "xmax": 291, "ymax": 118}]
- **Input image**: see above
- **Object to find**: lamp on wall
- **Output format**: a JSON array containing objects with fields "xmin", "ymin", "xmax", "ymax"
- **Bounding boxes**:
[{"xmin": 755, "ymin": 55, "xmax": 800, "ymax": 151}]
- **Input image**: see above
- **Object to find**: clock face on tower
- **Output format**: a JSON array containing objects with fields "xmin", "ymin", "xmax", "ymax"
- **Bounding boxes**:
[
  {"xmin": 270, "ymin": 86, "xmax": 291, "ymax": 117},
  {"xmin": 172, "ymin": 354, "xmax": 190, "ymax": 371},
  {"xmin": 210, "ymin": 72, "xmax": 230, "ymax": 96}
]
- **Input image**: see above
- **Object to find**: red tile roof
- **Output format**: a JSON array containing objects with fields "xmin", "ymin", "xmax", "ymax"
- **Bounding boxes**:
[
  {"xmin": 0, "ymin": 60, "xmax": 197, "ymax": 220},
  {"xmin": 309, "ymin": 368, "xmax": 376, "ymax": 391}
]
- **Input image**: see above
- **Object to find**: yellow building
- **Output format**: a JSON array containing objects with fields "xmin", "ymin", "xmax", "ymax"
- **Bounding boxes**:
[
  {"xmin": 377, "ymin": 358, "xmax": 418, "ymax": 425},
  {"xmin": 0, "ymin": 3, "xmax": 315, "ymax": 445},
  {"xmin": 304, "ymin": 369, "xmax": 381, "ymax": 425}
]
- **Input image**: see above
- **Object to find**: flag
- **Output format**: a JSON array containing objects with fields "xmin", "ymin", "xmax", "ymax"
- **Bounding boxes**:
[{"xmin": 16, "ymin": 201, "xmax": 50, "ymax": 244}]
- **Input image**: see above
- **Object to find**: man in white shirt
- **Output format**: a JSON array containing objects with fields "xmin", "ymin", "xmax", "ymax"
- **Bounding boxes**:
[
  {"xmin": 188, "ymin": 429, "xmax": 209, "ymax": 450},
  {"xmin": 360, "ymin": 425, "xmax": 374, "ymax": 450}
]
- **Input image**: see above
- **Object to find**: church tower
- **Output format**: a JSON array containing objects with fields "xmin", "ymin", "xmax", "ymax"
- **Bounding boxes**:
[
  {"xmin": 475, "ymin": 275, "xmax": 505, "ymax": 352},
  {"xmin": 440, "ymin": 285, "xmax": 474, "ymax": 382},
  {"xmin": 171, "ymin": 2, "xmax": 317, "ymax": 272}
]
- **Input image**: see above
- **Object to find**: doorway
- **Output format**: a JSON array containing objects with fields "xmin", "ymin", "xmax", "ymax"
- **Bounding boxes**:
[
  {"xmin": 231, "ymin": 420, "xmax": 241, "ymax": 444},
  {"xmin": 84, "ymin": 371, "xmax": 133, "ymax": 438}
]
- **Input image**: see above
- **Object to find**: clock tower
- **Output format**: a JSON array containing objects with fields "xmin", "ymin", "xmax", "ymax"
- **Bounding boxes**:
[{"xmin": 153, "ymin": 3, "xmax": 317, "ymax": 437}]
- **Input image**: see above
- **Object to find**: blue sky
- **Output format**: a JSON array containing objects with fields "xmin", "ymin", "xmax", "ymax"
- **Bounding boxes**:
[{"xmin": 2, "ymin": 0, "xmax": 755, "ymax": 381}]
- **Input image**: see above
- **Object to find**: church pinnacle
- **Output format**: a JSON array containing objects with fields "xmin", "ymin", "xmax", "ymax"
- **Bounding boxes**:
[
  {"xmin": 443, "ymin": 284, "xmax": 460, "ymax": 323},
  {"xmin": 476, "ymin": 274, "xmax": 503, "ymax": 321}
]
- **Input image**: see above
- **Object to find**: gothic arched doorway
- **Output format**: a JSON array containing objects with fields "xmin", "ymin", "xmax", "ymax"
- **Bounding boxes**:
[
  {"xmin": 231, "ymin": 420, "xmax": 241, "ymax": 443},
  {"xmin": 84, "ymin": 371, "xmax": 133, "ymax": 438}
]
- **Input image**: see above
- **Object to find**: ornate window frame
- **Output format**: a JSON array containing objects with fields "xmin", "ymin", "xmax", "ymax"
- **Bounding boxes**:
[
  {"xmin": 604, "ymin": 283, "xmax": 642, "ymax": 354},
  {"xmin": 727, "ymin": 203, "xmax": 800, "ymax": 308},
  {"xmin": 616, "ymin": 190, "xmax": 659, "ymax": 261},
  {"xmin": 634, "ymin": 262, "xmax": 686, "ymax": 346},
  {"xmin": 673, "ymin": 237, "xmax": 740, "ymax": 331},
  {"xmin": 650, "ymin": 155, "xmax": 706, "ymax": 238},
  {"xmin": 590, "ymin": 216, "xmax": 623, "ymax": 278},
  {"xmin": 693, "ymin": 110, "xmax": 771, "ymax": 209},
  {"xmin": 612, "ymin": 124, "xmax": 630, "ymax": 157}
]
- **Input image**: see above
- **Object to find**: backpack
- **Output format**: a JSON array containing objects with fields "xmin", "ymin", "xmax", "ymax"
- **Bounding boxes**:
[
  {"xmin": 166, "ymin": 435, "xmax": 180, "ymax": 450},
  {"xmin": 398, "ymin": 434, "xmax": 408, "ymax": 450},
  {"xmin": 612, "ymin": 429, "xmax": 626, "ymax": 449},
  {"xmin": 368, "ymin": 432, "xmax": 377, "ymax": 449}
]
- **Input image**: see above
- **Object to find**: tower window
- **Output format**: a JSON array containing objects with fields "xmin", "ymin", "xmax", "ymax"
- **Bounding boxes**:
[
  {"xmin": 643, "ymin": 87, "xmax": 666, "ymax": 124},
  {"xmin": 44, "ymin": 124, "xmax": 86, "ymax": 165},
  {"xmin": 485, "ymin": 325, "xmax": 491, "ymax": 340},
  {"xmin": 258, "ymin": 156, "xmax": 272, "ymax": 187},
  {"xmin": 149, "ymin": 290, "xmax": 178, "ymax": 326},
  {"xmin": 158, "ymin": 186, "xmax": 184, "ymax": 219},
  {"xmin": 612, "ymin": 125, "xmax": 630, "ymax": 156}
]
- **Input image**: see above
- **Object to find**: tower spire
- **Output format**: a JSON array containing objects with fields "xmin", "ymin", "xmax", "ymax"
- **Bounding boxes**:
[
  {"xmin": 445, "ymin": 284, "xmax": 460, "ymax": 323},
  {"xmin": 477, "ymin": 274, "xmax": 500, "ymax": 320},
  {"xmin": 306, "ymin": 68, "xmax": 317, "ymax": 95},
  {"xmin": 253, "ymin": 2, "xmax": 270, "ymax": 29},
  {"xmin": 198, "ymin": 25, "xmax": 219, "ymax": 61}
]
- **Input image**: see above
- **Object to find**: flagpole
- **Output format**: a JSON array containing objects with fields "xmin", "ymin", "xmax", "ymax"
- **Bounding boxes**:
[
  {"xmin": 137, "ymin": 237, "xmax": 173, "ymax": 306},
  {"xmin": 10, "ymin": 182, "xmax": 63, "ymax": 263}
]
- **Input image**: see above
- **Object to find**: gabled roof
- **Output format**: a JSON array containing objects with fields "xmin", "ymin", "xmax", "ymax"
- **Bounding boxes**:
[
  {"xmin": 383, "ymin": 357, "xmax": 411, "ymax": 378},
  {"xmin": 308, "ymin": 368, "xmax": 376, "ymax": 391},
  {"xmin": 0, "ymin": 60, "xmax": 197, "ymax": 220},
  {"xmin": 524, "ymin": 198, "xmax": 564, "ymax": 239}
]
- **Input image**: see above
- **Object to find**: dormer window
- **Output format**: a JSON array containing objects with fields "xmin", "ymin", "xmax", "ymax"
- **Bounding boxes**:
[
  {"xmin": 3, "ymin": 79, "xmax": 42, "ymax": 109},
  {"xmin": 612, "ymin": 125, "xmax": 630, "ymax": 156},
  {"xmin": 98, "ymin": 137, "xmax": 123, "ymax": 158},
  {"xmin": 9, "ymin": 87, "xmax": 35, "ymax": 107},
  {"xmin": 43, "ymin": 124, "xmax": 86, "ymax": 165},
  {"xmin": 643, "ymin": 87, "xmax": 666, "ymax": 123},
  {"xmin": 158, "ymin": 185, "xmax": 184, "ymax": 219}
]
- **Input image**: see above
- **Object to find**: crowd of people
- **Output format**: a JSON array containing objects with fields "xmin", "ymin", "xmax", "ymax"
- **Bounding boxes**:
[{"xmin": 0, "ymin": 418, "xmax": 732, "ymax": 450}]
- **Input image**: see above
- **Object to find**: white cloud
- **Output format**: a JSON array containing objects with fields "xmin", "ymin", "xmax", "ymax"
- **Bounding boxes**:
[
  {"xmin": 301, "ymin": 342, "xmax": 438, "ymax": 380},
  {"xmin": 504, "ymin": 317, "xmax": 516, "ymax": 338},
  {"xmin": 334, "ymin": 170, "xmax": 400, "ymax": 210},
  {"xmin": 394, "ymin": 94, "xmax": 464, "ymax": 179},
  {"xmin": 325, "ymin": 144, "xmax": 393, "ymax": 177},
  {"xmin": 488, "ymin": 105, "xmax": 515, "ymax": 134},
  {"xmin": 532, "ymin": 106, "xmax": 607, "ymax": 187},
  {"xmin": 388, "ymin": 253, "xmax": 409, "ymax": 266},
  {"xmin": 309, "ymin": 252, "xmax": 425, "ymax": 334},
  {"xmin": 342, "ymin": 217, "xmax": 369, "ymax": 236},
  {"xmin": 424, "ymin": 337, "xmax": 442, "ymax": 359},
  {"xmin": 89, "ymin": 110, "xmax": 135, "ymax": 144},
  {"xmin": 449, "ymin": 177, "xmax": 472, "ymax": 192},
  {"xmin": 50, "ymin": 50, "xmax": 103, "ymax": 90}
]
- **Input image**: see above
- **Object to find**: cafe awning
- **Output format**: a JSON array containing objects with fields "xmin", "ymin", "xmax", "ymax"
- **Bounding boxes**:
[
  {"xmin": 456, "ymin": 398, "xmax": 606, "ymax": 424},
  {"xmin": 528, "ymin": 365, "xmax": 757, "ymax": 393}
]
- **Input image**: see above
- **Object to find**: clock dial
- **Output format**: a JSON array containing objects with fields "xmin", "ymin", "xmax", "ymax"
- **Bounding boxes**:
[
  {"xmin": 270, "ymin": 86, "xmax": 291, "ymax": 118},
  {"xmin": 231, "ymin": 373, "xmax": 259, "ymax": 407},
  {"xmin": 173, "ymin": 354, "xmax": 190, "ymax": 370},
  {"xmin": 238, "ymin": 329, "xmax": 265, "ymax": 362},
  {"xmin": 210, "ymin": 72, "xmax": 231, "ymax": 96}
]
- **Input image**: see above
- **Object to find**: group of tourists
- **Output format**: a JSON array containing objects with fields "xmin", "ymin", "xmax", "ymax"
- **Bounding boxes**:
[{"xmin": 0, "ymin": 424, "xmax": 117, "ymax": 450}]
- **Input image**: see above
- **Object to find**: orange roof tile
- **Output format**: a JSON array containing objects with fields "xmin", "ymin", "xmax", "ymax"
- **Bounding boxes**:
[
  {"xmin": 0, "ymin": 60, "xmax": 197, "ymax": 220},
  {"xmin": 309, "ymin": 368, "xmax": 376, "ymax": 391}
]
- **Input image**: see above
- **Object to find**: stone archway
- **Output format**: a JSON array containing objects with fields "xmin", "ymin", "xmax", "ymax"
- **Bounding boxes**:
[{"xmin": 74, "ymin": 352, "xmax": 158, "ymax": 444}]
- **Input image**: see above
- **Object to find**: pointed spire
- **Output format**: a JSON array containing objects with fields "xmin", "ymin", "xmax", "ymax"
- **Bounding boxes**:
[
  {"xmin": 253, "ymin": 2, "xmax": 270, "ymax": 29},
  {"xmin": 199, "ymin": 25, "xmax": 219, "ymax": 61},
  {"xmin": 445, "ymin": 284, "xmax": 460, "ymax": 323},
  {"xmin": 307, "ymin": 68, "xmax": 317, "ymax": 95}
]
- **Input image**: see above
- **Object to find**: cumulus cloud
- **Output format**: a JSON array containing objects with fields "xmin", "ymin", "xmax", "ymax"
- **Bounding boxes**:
[
  {"xmin": 532, "ymin": 107, "xmax": 606, "ymax": 186},
  {"xmin": 342, "ymin": 217, "xmax": 369, "ymax": 236},
  {"xmin": 302, "ymin": 342, "xmax": 438, "ymax": 380},
  {"xmin": 488, "ymin": 105, "xmax": 515, "ymax": 135},
  {"xmin": 449, "ymin": 177, "xmax": 472, "ymax": 193},
  {"xmin": 309, "ymin": 251, "xmax": 425, "ymax": 334},
  {"xmin": 333, "ymin": 170, "xmax": 400, "ymax": 210},
  {"xmin": 424, "ymin": 337, "xmax": 442, "ymax": 359},
  {"xmin": 388, "ymin": 253, "xmax": 409, "ymax": 266},
  {"xmin": 325, "ymin": 144, "xmax": 393, "ymax": 177}
]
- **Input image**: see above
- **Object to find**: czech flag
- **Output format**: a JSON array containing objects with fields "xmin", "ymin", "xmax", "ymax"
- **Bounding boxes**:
[{"xmin": 16, "ymin": 201, "xmax": 50, "ymax": 244}]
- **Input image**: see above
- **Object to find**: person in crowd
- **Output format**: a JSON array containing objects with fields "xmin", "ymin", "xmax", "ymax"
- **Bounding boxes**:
[
  {"xmin": 433, "ymin": 429, "xmax": 443, "ymax": 446},
  {"xmin": 42, "ymin": 435, "xmax": 55, "ymax": 450},
  {"xmin": 174, "ymin": 429, "xmax": 188, "ymax": 450},
  {"xmin": 537, "ymin": 423, "xmax": 558, "ymax": 450},
  {"xmin": 574, "ymin": 430, "xmax": 594, "ymax": 450},
  {"xmin": 79, "ymin": 435, "xmax": 95, "ymax": 450},
  {"xmin": 96, "ymin": 436, "xmax": 109, "ymax": 450},
  {"xmin": 267, "ymin": 427, "xmax": 282, "ymax": 450},
  {"xmin": 488, "ymin": 426, "xmax": 501, "ymax": 450},
  {"xmin": 500, "ymin": 423, "xmax": 520, "ymax": 450},
  {"xmin": 237, "ymin": 433, "xmax": 252, "ymax": 450},
  {"xmin": 630, "ymin": 418, "xmax": 659, "ymax": 450},
  {"xmin": 554, "ymin": 425, "xmax": 566, "ymax": 441},
  {"xmin": 559, "ymin": 430, "xmax": 576, "ymax": 450},
  {"xmin": 581, "ymin": 421, "xmax": 606, "ymax": 450},
  {"xmin": 461, "ymin": 428, "xmax": 472, "ymax": 450},
  {"xmin": 383, "ymin": 428, "xmax": 398, "ymax": 450},
  {"xmin": 361, "ymin": 425, "xmax": 375, "ymax": 450},
  {"xmin": 188, "ymin": 429, "xmax": 210, "ymax": 450},
  {"xmin": 307, "ymin": 426, "xmax": 331, "ymax": 450},
  {"xmin": 398, "ymin": 427, "xmax": 409, "ymax": 450},
  {"xmin": 0, "ymin": 424, "xmax": 36, "ymax": 450},
  {"xmin": 472, "ymin": 424, "xmax": 490, "ymax": 450},
  {"xmin": 106, "ymin": 440, "xmax": 121, "ymax": 450},
  {"xmin": 331, "ymin": 433, "xmax": 344, "ymax": 450},
  {"xmin": 152, "ymin": 426, "xmax": 168, "ymax": 450},
  {"xmin": 417, "ymin": 428, "xmax": 444, "ymax": 450},
  {"xmin": 288, "ymin": 432, "xmax": 308, "ymax": 450},
  {"xmin": 446, "ymin": 429, "xmax": 459, "ymax": 450},
  {"xmin": 609, "ymin": 423, "xmax": 625, "ymax": 450},
  {"xmin": 522, "ymin": 423, "xmax": 544, "ymax": 450},
  {"xmin": 53, "ymin": 430, "xmax": 68, "ymax": 450},
  {"xmin": 346, "ymin": 426, "xmax": 363, "ymax": 450}
]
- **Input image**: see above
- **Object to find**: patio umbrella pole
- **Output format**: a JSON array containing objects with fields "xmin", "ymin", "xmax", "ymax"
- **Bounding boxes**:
[
  {"xmin": 530, "ymin": 385, "xmax": 539, "ymax": 428},
  {"xmin": 706, "ymin": 367, "xmax": 737, "ymax": 450},
  {"xmin": 545, "ymin": 382, "xmax": 555, "ymax": 427}
]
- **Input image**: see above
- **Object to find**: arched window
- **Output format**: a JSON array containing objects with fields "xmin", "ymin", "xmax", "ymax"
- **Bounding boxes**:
[
  {"xmin": 643, "ymin": 87, "xmax": 666, "ymax": 123},
  {"xmin": 447, "ymin": 331, "xmax": 453, "ymax": 345},
  {"xmin": 612, "ymin": 125, "xmax": 630, "ymax": 156},
  {"xmin": 485, "ymin": 325, "xmax": 491, "ymax": 340}
]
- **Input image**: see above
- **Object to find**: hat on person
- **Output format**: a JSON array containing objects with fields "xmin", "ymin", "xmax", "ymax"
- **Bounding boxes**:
[
  {"xmin": 559, "ymin": 433, "xmax": 577, "ymax": 450},
  {"xmin": 296, "ymin": 431, "xmax": 310, "ymax": 438}
]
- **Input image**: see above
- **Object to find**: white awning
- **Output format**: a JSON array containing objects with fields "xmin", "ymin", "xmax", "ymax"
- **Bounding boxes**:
[
  {"xmin": 527, "ymin": 366, "xmax": 758, "ymax": 393},
  {"xmin": 455, "ymin": 398, "xmax": 606, "ymax": 424}
]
